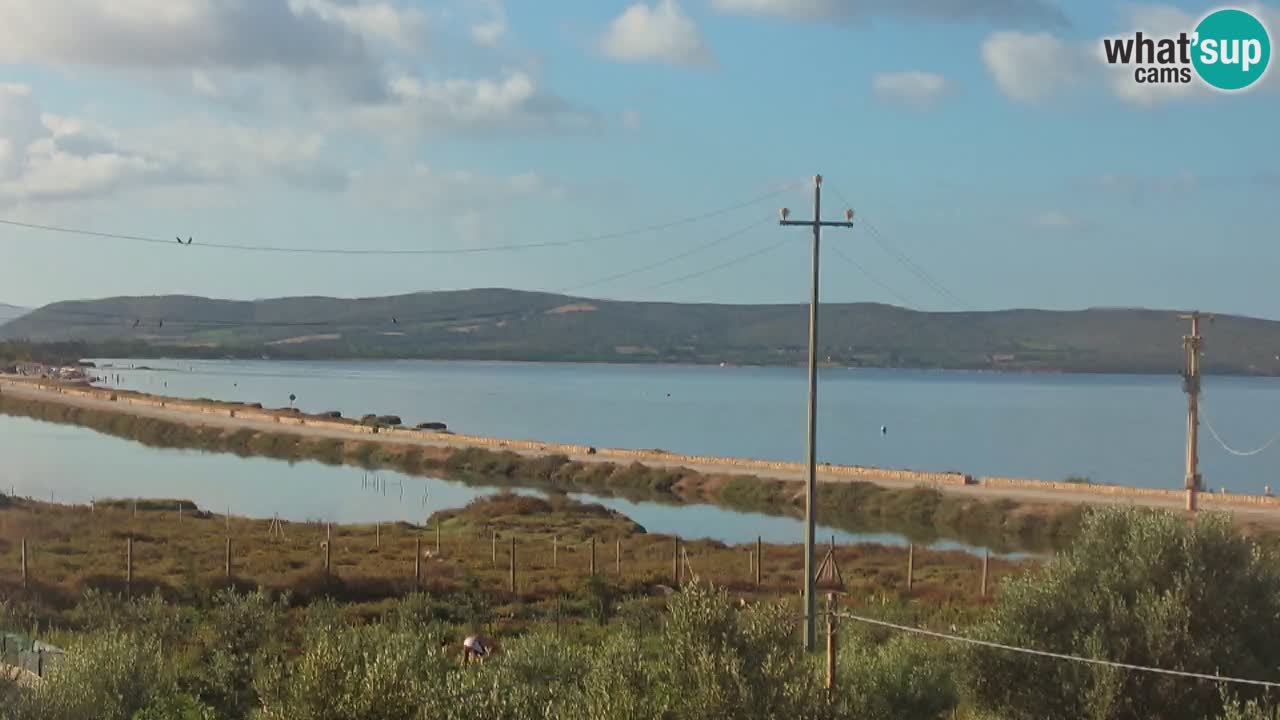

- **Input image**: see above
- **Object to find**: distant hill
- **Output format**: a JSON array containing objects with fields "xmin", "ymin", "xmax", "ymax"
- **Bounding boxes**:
[
  {"xmin": 0, "ymin": 303, "xmax": 27, "ymax": 325},
  {"xmin": 2, "ymin": 289, "xmax": 1277, "ymax": 375}
]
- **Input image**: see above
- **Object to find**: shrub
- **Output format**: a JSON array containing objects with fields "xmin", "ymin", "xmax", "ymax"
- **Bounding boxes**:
[{"xmin": 965, "ymin": 508, "xmax": 1280, "ymax": 720}]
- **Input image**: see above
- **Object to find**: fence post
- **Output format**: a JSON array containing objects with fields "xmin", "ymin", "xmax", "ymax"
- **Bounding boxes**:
[
  {"xmin": 616, "ymin": 538, "xmax": 621, "ymax": 577},
  {"xmin": 225, "ymin": 537, "xmax": 231, "ymax": 578},
  {"xmin": 178, "ymin": 502, "xmax": 182, "ymax": 523},
  {"xmin": 589, "ymin": 537, "xmax": 596, "ymax": 577},
  {"xmin": 435, "ymin": 523, "xmax": 441, "ymax": 555},
  {"xmin": 907, "ymin": 544, "xmax": 914, "ymax": 592},
  {"xmin": 825, "ymin": 593, "xmax": 836, "ymax": 692},
  {"xmin": 20, "ymin": 537, "xmax": 27, "ymax": 588},
  {"xmin": 415, "ymin": 537, "xmax": 422, "ymax": 587},
  {"xmin": 226, "ymin": 506, "xmax": 230, "ymax": 534},
  {"xmin": 126, "ymin": 537, "xmax": 133, "ymax": 596},
  {"xmin": 492, "ymin": 532, "xmax": 498, "ymax": 568},
  {"xmin": 981, "ymin": 550, "xmax": 989, "ymax": 598},
  {"xmin": 553, "ymin": 535, "xmax": 558, "ymax": 569},
  {"xmin": 376, "ymin": 522, "xmax": 380, "ymax": 550},
  {"xmin": 756, "ymin": 536, "xmax": 762, "ymax": 587},
  {"xmin": 510, "ymin": 537, "xmax": 517, "ymax": 594},
  {"xmin": 325, "ymin": 523, "xmax": 332, "ymax": 577},
  {"xmin": 673, "ymin": 537, "xmax": 680, "ymax": 588}
]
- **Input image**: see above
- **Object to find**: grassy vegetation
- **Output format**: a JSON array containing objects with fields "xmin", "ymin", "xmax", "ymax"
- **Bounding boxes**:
[
  {"xmin": 0, "ymin": 493, "xmax": 1019, "ymax": 618},
  {"xmin": 0, "ymin": 390, "xmax": 1090, "ymax": 553},
  {"xmin": 3, "ymin": 507, "xmax": 1280, "ymax": 720}
]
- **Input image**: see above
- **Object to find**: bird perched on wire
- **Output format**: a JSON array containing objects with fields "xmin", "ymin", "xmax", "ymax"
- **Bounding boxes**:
[
  {"xmin": 392, "ymin": 317, "xmax": 399, "ymax": 325},
  {"xmin": 176, "ymin": 236, "xmax": 192, "ymax": 245}
]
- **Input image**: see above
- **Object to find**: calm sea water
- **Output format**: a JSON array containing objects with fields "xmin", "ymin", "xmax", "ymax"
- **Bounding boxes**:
[
  {"xmin": 89, "ymin": 359, "xmax": 1280, "ymax": 493},
  {"xmin": 5, "ymin": 359, "xmax": 1280, "ymax": 550}
]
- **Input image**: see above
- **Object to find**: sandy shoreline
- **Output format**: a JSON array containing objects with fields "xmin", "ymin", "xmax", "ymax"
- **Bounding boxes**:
[{"xmin": 3, "ymin": 376, "xmax": 1279, "ymax": 524}]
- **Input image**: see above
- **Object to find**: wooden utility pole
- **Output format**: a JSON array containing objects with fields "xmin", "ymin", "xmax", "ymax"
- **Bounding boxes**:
[
  {"xmin": 780, "ymin": 174, "xmax": 855, "ymax": 651},
  {"xmin": 1181, "ymin": 312, "xmax": 1208, "ymax": 511}
]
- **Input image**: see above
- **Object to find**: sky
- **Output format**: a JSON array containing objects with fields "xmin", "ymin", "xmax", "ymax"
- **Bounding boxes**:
[{"xmin": 0, "ymin": 0, "xmax": 1277, "ymax": 317}]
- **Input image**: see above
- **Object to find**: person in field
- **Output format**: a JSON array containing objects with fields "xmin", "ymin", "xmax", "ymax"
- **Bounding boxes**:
[{"xmin": 462, "ymin": 635, "xmax": 489, "ymax": 664}]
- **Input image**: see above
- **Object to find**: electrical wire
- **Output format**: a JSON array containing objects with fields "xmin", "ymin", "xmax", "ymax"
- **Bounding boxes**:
[
  {"xmin": 827, "ymin": 186, "xmax": 970, "ymax": 309},
  {"xmin": 641, "ymin": 235, "xmax": 793, "ymax": 291},
  {"xmin": 827, "ymin": 244, "xmax": 918, "ymax": 309},
  {"xmin": 556, "ymin": 216, "xmax": 771, "ymax": 294},
  {"xmin": 833, "ymin": 611, "xmax": 1280, "ymax": 689},
  {"xmin": 1200, "ymin": 401, "xmax": 1280, "ymax": 457},
  {"xmin": 0, "ymin": 183, "xmax": 798, "ymax": 257}
]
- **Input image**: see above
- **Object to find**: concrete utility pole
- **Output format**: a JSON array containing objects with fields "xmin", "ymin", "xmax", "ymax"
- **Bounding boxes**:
[
  {"xmin": 1180, "ymin": 312, "xmax": 1208, "ymax": 511},
  {"xmin": 780, "ymin": 174, "xmax": 854, "ymax": 651}
]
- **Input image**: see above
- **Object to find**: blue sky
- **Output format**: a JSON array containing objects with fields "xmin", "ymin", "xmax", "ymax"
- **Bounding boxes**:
[{"xmin": 0, "ymin": 0, "xmax": 1277, "ymax": 317}]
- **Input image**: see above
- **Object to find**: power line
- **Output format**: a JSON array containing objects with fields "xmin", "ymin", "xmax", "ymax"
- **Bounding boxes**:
[
  {"xmin": 827, "ymin": 244, "xmax": 918, "ymax": 309},
  {"xmin": 11, "ymin": 220, "xmax": 775, "ymax": 331},
  {"xmin": 556, "ymin": 217, "xmax": 771, "ymax": 294},
  {"xmin": 1200, "ymin": 400, "xmax": 1280, "ymax": 457},
  {"xmin": 826, "ymin": 186, "xmax": 969, "ymax": 309},
  {"xmin": 641, "ymin": 235, "xmax": 793, "ymax": 292},
  {"xmin": 0, "ymin": 183, "xmax": 797, "ymax": 257},
  {"xmin": 833, "ymin": 611, "xmax": 1280, "ymax": 690}
]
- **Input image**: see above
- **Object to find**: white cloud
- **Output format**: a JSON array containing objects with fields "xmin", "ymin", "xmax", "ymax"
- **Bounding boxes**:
[
  {"xmin": 470, "ymin": 0, "xmax": 508, "ymax": 46},
  {"xmin": 1030, "ymin": 210, "xmax": 1090, "ymax": 230},
  {"xmin": 0, "ymin": 84, "xmax": 347, "ymax": 203},
  {"xmin": 711, "ymin": 0, "xmax": 1067, "ymax": 26},
  {"xmin": 872, "ymin": 71, "xmax": 950, "ymax": 109},
  {"xmin": 0, "ymin": 0, "xmax": 427, "ymax": 102},
  {"xmin": 600, "ymin": 0, "xmax": 714, "ymax": 67},
  {"xmin": 621, "ymin": 110, "xmax": 643, "ymax": 129},
  {"xmin": 348, "ymin": 163, "xmax": 564, "ymax": 211},
  {"xmin": 346, "ymin": 71, "xmax": 598, "ymax": 136},
  {"xmin": 981, "ymin": 31, "xmax": 1083, "ymax": 103}
]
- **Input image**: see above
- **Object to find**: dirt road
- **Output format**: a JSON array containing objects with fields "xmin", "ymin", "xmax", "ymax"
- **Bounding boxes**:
[{"xmin": 3, "ymin": 378, "xmax": 1278, "ymax": 525}]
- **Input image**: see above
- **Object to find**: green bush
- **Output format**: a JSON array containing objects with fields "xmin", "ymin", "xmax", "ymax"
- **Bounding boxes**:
[{"xmin": 965, "ymin": 508, "xmax": 1280, "ymax": 720}]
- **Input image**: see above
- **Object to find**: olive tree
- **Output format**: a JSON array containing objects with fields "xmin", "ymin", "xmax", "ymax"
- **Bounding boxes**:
[{"xmin": 965, "ymin": 508, "xmax": 1280, "ymax": 720}]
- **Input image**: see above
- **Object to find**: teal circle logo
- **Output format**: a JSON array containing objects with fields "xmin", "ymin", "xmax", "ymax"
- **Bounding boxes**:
[{"xmin": 1192, "ymin": 9, "xmax": 1271, "ymax": 91}]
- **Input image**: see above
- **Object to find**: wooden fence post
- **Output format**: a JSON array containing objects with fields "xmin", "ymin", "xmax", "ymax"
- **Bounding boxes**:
[
  {"xmin": 825, "ymin": 593, "xmax": 836, "ymax": 692},
  {"xmin": 126, "ymin": 537, "xmax": 133, "ymax": 596},
  {"xmin": 673, "ymin": 537, "xmax": 680, "ymax": 588},
  {"xmin": 981, "ymin": 550, "xmax": 989, "ymax": 598},
  {"xmin": 553, "ymin": 535, "xmax": 558, "ymax": 569},
  {"xmin": 616, "ymin": 539, "xmax": 621, "ymax": 577},
  {"xmin": 415, "ymin": 537, "xmax": 422, "ymax": 587},
  {"xmin": 225, "ymin": 537, "xmax": 231, "ymax": 578},
  {"xmin": 589, "ymin": 537, "xmax": 596, "ymax": 577},
  {"xmin": 492, "ymin": 532, "xmax": 498, "ymax": 568},
  {"xmin": 325, "ymin": 523, "xmax": 332, "ymax": 577},
  {"xmin": 435, "ymin": 523, "xmax": 441, "ymax": 555},
  {"xmin": 747, "ymin": 532, "xmax": 757, "ymax": 589},
  {"xmin": 906, "ymin": 544, "xmax": 914, "ymax": 592},
  {"xmin": 20, "ymin": 537, "xmax": 27, "ymax": 588},
  {"xmin": 376, "ymin": 522, "xmax": 380, "ymax": 550},
  {"xmin": 178, "ymin": 502, "xmax": 182, "ymax": 523},
  {"xmin": 510, "ymin": 537, "xmax": 517, "ymax": 594}
]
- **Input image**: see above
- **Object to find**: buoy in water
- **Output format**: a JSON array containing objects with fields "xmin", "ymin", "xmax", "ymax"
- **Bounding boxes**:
[{"xmin": 880, "ymin": 425, "xmax": 887, "ymax": 435}]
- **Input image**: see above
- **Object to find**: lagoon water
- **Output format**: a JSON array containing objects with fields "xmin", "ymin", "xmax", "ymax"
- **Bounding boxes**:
[{"xmin": 5, "ymin": 359, "xmax": 1280, "ymax": 549}]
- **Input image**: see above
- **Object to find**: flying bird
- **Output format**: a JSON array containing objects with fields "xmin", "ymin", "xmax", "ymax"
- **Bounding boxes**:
[
  {"xmin": 392, "ymin": 317, "xmax": 399, "ymax": 325},
  {"xmin": 132, "ymin": 318, "xmax": 140, "ymax": 328},
  {"xmin": 158, "ymin": 319, "xmax": 163, "ymax": 328},
  {"xmin": 176, "ymin": 236, "xmax": 192, "ymax": 245}
]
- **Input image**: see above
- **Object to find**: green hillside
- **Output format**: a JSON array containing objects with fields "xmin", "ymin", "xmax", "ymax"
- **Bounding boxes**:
[{"xmin": 2, "ymin": 289, "xmax": 1276, "ymax": 375}]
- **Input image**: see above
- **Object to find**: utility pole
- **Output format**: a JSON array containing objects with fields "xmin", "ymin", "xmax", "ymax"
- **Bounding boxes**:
[
  {"xmin": 780, "ymin": 174, "xmax": 854, "ymax": 651},
  {"xmin": 1180, "ymin": 312, "xmax": 1208, "ymax": 511}
]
